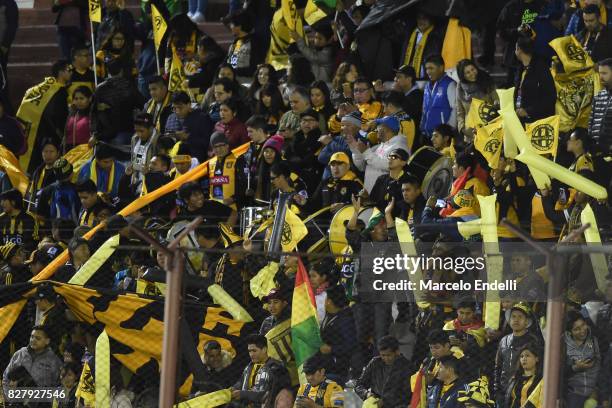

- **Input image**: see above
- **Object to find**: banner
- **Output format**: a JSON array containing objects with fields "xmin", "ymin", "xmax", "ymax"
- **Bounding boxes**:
[
  {"xmin": 88, "ymin": 0, "xmax": 101, "ymax": 23},
  {"xmin": 553, "ymin": 68, "xmax": 595, "ymax": 133},
  {"xmin": 16, "ymin": 77, "xmax": 65, "ymax": 174},
  {"xmin": 525, "ymin": 115, "xmax": 560, "ymax": 158},
  {"xmin": 64, "ymin": 144, "xmax": 94, "ymax": 184},
  {"xmin": 474, "ymin": 117, "xmax": 503, "ymax": 169},
  {"xmin": 549, "ymin": 35, "xmax": 593, "ymax": 75},
  {"xmin": 466, "ymin": 98, "xmax": 499, "ymax": 130},
  {"xmin": 441, "ymin": 18, "xmax": 471, "ymax": 70},
  {"xmin": 282, "ymin": 206, "xmax": 308, "ymax": 252},
  {"xmin": 168, "ymin": 49, "xmax": 187, "ymax": 93},
  {"xmin": 151, "ymin": 4, "xmax": 167, "ymax": 52},
  {"xmin": 75, "ymin": 361, "xmax": 96, "ymax": 406}
]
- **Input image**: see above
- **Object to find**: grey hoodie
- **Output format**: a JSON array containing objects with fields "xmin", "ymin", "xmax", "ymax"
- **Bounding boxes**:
[{"xmin": 564, "ymin": 329, "xmax": 601, "ymax": 397}]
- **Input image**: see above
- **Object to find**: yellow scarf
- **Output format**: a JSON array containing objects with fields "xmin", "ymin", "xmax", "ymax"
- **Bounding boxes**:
[
  {"xmin": 146, "ymin": 91, "xmax": 171, "ymax": 132},
  {"xmin": 403, "ymin": 26, "xmax": 433, "ymax": 77},
  {"xmin": 89, "ymin": 159, "xmax": 115, "ymax": 194},
  {"xmin": 208, "ymin": 154, "xmax": 238, "ymax": 210}
]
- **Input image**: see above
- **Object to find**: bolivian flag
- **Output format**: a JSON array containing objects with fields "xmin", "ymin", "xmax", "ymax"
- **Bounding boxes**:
[{"xmin": 291, "ymin": 258, "xmax": 322, "ymax": 383}]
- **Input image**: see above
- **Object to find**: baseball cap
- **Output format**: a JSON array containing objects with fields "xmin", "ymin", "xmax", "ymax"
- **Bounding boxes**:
[
  {"xmin": 53, "ymin": 158, "xmax": 73, "ymax": 179},
  {"xmin": 263, "ymin": 288, "xmax": 288, "ymax": 302},
  {"xmin": 329, "ymin": 152, "xmax": 350, "ymax": 165},
  {"xmin": 510, "ymin": 302, "xmax": 532, "ymax": 318},
  {"xmin": 394, "ymin": 65, "xmax": 417, "ymax": 79},
  {"xmin": 375, "ymin": 116, "xmax": 400, "ymax": 134}
]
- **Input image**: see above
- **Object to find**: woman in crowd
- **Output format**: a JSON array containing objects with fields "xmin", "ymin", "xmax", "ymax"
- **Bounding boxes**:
[
  {"xmin": 263, "ymin": 362, "xmax": 294, "ymax": 408},
  {"xmin": 201, "ymin": 63, "xmax": 248, "ymax": 111},
  {"xmin": 309, "ymin": 258, "xmax": 337, "ymax": 321},
  {"xmin": 255, "ymin": 135, "xmax": 284, "ymax": 202},
  {"xmin": 255, "ymin": 84, "xmax": 286, "ymax": 134},
  {"xmin": 563, "ymin": 311, "xmax": 601, "ymax": 407},
  {"xmin": 64, "ymin": 86, "xmax": 92, "ymax": 152},
  {"xmin": 330, "ymin": 62, "xmax": 360, "ymax": 107},
  {"xmin": 505, "ymin": 343, "xmax": 543, "ymax": 408},
  {"xmin": 214, "ymin": 99, "xmax": 249, "ymax": 149},
  {"xmin": 96, "ymin": 30, "xmax": 137, "ymax": 80},
  {"xmin": 455, "ymin": 59, "xmax": 498, "ymax": 142},
  {"xmin": 247, "ymin": 64, "xmax": 278, "ymax": 111},
  {"xmin": 310, "ymin": 80, "xmax": 335, "ymax": 133}
]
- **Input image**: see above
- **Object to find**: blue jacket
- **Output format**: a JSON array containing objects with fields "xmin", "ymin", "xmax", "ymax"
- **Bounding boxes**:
[
  {"xmin": 420, "ymin": 206, "xmax": 478, "ymax": 242},
  {"xmin": 47, "ymin": 181, "xmax": 80, "ymax": 223},
  {"xmin": 318, "ymin": 135, "xmax": 352, "ymax": 179},
  {"xmin": 78, "ymin": 159, "xmax": 125, "ymax": 198},
  {"xmin": 421, "ymin": 75, "xmax": 456, "ymax": 138},
  {"xmin": 426, "ymin": 380, "xmax": 469, "ymax": 408}
]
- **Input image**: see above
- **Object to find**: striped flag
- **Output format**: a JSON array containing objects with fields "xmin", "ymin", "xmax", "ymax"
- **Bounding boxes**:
[{"xmin": 291, "ymin": 258, "xmax": 322, "ymax": 383}]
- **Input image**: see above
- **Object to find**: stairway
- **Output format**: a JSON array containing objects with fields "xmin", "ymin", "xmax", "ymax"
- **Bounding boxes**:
[{"xmin": 8, "ymin": 0, "xmax": 233, "ymax": 109}]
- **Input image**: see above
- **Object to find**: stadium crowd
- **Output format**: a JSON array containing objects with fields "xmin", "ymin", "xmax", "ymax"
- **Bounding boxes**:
[{"xmin": 0, "ymin": 0, "xmax": 612, "ymax": 406}]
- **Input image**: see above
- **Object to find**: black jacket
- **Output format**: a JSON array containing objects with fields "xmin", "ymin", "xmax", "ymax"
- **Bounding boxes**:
[
  {"xmin": 589, "ymin": 88, "xmax": 612, "ymax": 153},
  {"xmin": 577, "ymin": 26, "xmax": 612, "ymax": 63},
  {"xmin": 497, "ymin": 0, "xmax": 545, "ymax": 67},
  {"xmin": 355, "ymin": 354, "xmax": 413, "ymax": 408},
  {"xmin": 93, "ymin": 76, "xmax": 144, "ymax": 142},
  {"xmin": 514, "ymin": 56, "xmax": 556, "ymax": 122},
  {"xmin": 319, "ymin": 307, "xmax": 358, "ymax": 381}
]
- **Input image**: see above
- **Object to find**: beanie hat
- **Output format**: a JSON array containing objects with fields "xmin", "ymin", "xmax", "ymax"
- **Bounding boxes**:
[
  {"xmin": 210, "ymin": 131, "xmax": 229, "ymax": 146},
  {"xmin": 263, "ymin": 135, "xmax": 284, "ymax": 154},
  {"xmin": 0, "ymin": 242, "xmax": 18, "ymax": 261},
  {"xmin": 341, "ymin": 110, "xmax": 362, "ymax": 128},
  {"xmin": 53, "ymin": 158, "xmax": 73, "ymax": 179}
]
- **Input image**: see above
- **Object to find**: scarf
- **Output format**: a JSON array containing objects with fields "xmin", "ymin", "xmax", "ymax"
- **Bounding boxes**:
[
  {"xmin": 403, "ymin": 26, "xmax": 433, "ymax": 77},
  {"xmin": 90, "ymin": 159, "xmax": 115, "ymax": 194}
]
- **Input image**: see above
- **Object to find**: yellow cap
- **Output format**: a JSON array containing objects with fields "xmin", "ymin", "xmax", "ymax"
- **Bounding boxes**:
[{"xmin": 329, "ymin": 152, "xmax": 350, "ymax": 165}]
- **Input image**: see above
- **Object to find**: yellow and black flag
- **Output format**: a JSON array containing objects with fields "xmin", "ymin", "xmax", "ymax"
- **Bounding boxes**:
[
  {"xmin": 474, "ymin": 116, "xmax": 503, "ymax": 169},
  {"xmin": 549, "ymin": 35, "xmax": 593, "ymax": 75},
  {"xmin": 525, "ymin": 115, "xmax": 560, "ymax": 158},
  {"xmin": 89, "ymin": 0, "xmax": 101, "ymax": 23},
  {"xmin": 466, "ymin": 98, "xmax": 499, "ymax": 130},
  {"xmin": 0, "ymin": 282, "xmax": 256, "ymax": 397},
  {"xmin": 151, "ymin": 4, "xmax": 167, "ymax": 51},
  {"xmin": 17, "ymin": 77, "xmax": 66, "ymax": 174},
  {"xmin": 168, "ymin": 49, "xmax": 187, "ymax": 92}
]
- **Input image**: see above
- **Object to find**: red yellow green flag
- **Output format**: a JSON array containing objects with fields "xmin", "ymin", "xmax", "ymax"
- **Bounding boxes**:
[{"xmin": 291, "ymin": 258, "xmax": 322, "ymax": 383}]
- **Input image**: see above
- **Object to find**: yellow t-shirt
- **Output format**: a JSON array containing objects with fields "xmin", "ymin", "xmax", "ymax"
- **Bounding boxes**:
[{"xmin": 296, "ymin": 379, "xmax": 343, "ymax": 407}]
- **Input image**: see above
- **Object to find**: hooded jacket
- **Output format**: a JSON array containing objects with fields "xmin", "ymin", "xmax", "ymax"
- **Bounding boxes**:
[{"xmin": 563, "ymin": 329, "xmax": 601, "ymax": 397}]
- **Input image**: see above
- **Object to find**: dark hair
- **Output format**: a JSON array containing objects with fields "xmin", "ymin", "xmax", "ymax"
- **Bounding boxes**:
[
  {"xmin": 570, "ymin": 127, "xmax": 591, "ymax": 150},
  {"xmin": 71, "ymin": 45, "xmax": 89, "ymax": 60},
  {"xmin": 157, "ymin": 136, "xmax": 176, "ymax": 152},
  {"xmin": 220, "ymin": 98, "xmax": 239, "ymax": 114},
  {"xmin": 312, "ymin": 20, "xmax": 334, "ymax": 40},
  {"xmin": 61, "ymin": 362, "xmax": 82, "ymax": 378},
  {"xmin": 400, "ymin": 174, "xmax": 421, "ymax": 188},
  {"xmin": 354, "ymin": 76, "xmax": 372, "ymax": 89},
  {"xmin": 332, "ymin": 62, "xmax": 359, "ymax": 90},
  {"xmin": 229, "ymin": 10, "xmax": 253, "ymax": 33},
  {"xmin": 0, "ymin": 188, "xmax": 23, "ymax": 209},
  {"xmin": 134, "ymin": 112, "xmax": 154, "ymax": 128},
  {"xmin": 92, "ymin": 202, "xmax": 113, "ymax": 217},
  {"xmin": 310, "ymin": 80, "xmax": 334, "ymax": 115},
  {"xmin": 382, "ymin": 91, "xmax": 406, "ymax": 109},
  {"xmin": 600, "ymin": 58, "xmax": 612, "ymax": 69},
  {"xmin": 427, "ymin": 329, "xmax": 450, "ymax": 346},
  {"xmin": 176, "ymin": 142, "xmax": 192, "ymax": 156},
  {"xmin": 106, "ymin": 58, "xmax": 123, "ymax": 76},
  {"xmin": 153, "ymin": 154, "xmax": 172, "ymax": 171},
  {"xmin": 172, "ymin": 91, "xmax": 191, "ymax": 105},
  {"xmin": 263, "ymin": 362, "xmax": 293, "ymax": 408},
  {"xmin": 288, "ymin": 54, "xmax": 315, "ymax": 87},
  {"xmin": 249, "ymin": 64, "xmax": 278, "ymax": 96},
  {"xmin": 438, "ymin": 355, "xmax": 461, "ymax": 374},
  {"xmin": 325, "ymin": 285, "xmax": 348, "ymax": 308},
  {"xmin": 204, "ymin": 340, "xmax": 221, "ymax": 352},
  {"xmin": 213, "ymin": 77, "xmax": 235, "ymax": 94},
  {"xmin": 270, "ymin": 161, "xmax": 291, "ymax": 179},
  {"xmin": 95, "ymin": 143, "xmax": 114, "ymax": 160},
  {"xmin": 583, "ymin": 4, "xmax": 601, "ymax": 16},
  {"xmin": 52, "ymin": 219, "xmax": 77, "ymax": 242},
  {"xmin": 456, "ymin": 301, "xmax": 477, "ymax": 311},
  {"xmin": 455, "ymin": 151, "xmax": 474, "ymax": 170},
  {"xmin": 75, "ymin": 179, "xmax": 98, "ymax": 194},
  {"xmin": 245, "ymin": 115, "xmax": 269, "ymax": 131},
  {"xmin": 52, "ymin": 60, "xmax": 71, "ymax": 77},
  {"xmin": 246, "ymin": 334, "xmax": 268, "ymax": 349},
  {"xmin": 377, "ymin": 335, "xmax": 399, "ymax": 352},
  {"xmin": 256, "ymin": 83, "xmax": 285, "ymax": 120},
  {"xmin": 64, "ymin": 342, "xmax": 85, "ymax": 363},
  {"xmin": 516, "ymin": 35, "xmax": 535, "ymax": 55},
  {"xmin": 32, "ymin": 325, "xmax": 51, "ymax": 339},
  {"xmin": 310, "ymin": 258, "xmax": 336, "ymax": 282},
  {"xmin": 434, "ymin": 124, "xmax": 455, "ymax": 140},
  {"xmin": 303, "ymin": 353, "xmax": 326, "ymax": 374},
  {"xmin": 178, "ymin": 181, "xmax": 203, "ymax": 201},
  {"xmin": 290, "ymin": 85, "xmax": 310, "ymax": 103},
  {"xmin": 511, "ymin": 342, "xmax": 543, "ymax": 381},
  {"xmin": 565, "ymin": 310, "xmax": 588, "ymax": 332},
  {"xmin": 68, "ymin": 237, "xmax": 89, "ymax": 253},
  {"xmin": 198, "ymin": 34, "xmax": 224, "ymax": 57},
  {"xmin": 456, "ymin": 59, "xmax": 495, "ymax": 94},
  {"xmin": 424, "ymin": 54, "xmax": 445, "ymax": 67},
  {"xmin": 216, "ymin": 62, "xmax": 237, "ymax": 81},
  {"xmin": 72, "ymin": 85, "xmax": 93, "ymax": 100},
  {"xmin": 148, "ymin": 75, "xmax": 167, "ymax": 87},
  {"xmin": 194, "ymin": 223, "xmax": 221, "ymax": 240}
]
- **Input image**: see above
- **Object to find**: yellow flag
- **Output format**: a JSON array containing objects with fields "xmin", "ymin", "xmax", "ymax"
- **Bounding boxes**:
[
  {"xmin": 441, "ymin": 18, "xmax": 471, "ymax": 70},
  {"xmin": 282, "ymin": 206, "xmax": 308, "ymax": 252},
  {"xmin": 465, "ymin": 98, "xmax": 498, "ymax": 129},
  {"xmin": 549, "ymin": 35, "xmax": 593, "ymax": 74},
  {"xmin": 64, "ymin": 144, "xmax": 93, "ymax": 183},
  {"xmin": 525, "ymin": 115, "xmax": 560, "ymax": 158},
  {"xmin": 474, "ymin": 117, "xmax": 503, "ymax": 169},
  {"xmin": 0, "ymin": 145, "xmax": 29, "ymax": 195},
  {"xmin": 75, "ymin": 361, "xmax": 96, "ymax": 407},
  {"xmin": 553, "ymin": 68, "xmax": 595, "ymax": 133},
  {"xmin": 151, "ymin": 4, "xmax": 167, "ymax": 52},
  {"xmin": 69, "ymin": 234, "xmax": 119, "ymax": 285},
  {"xmin": 95, "ymin": 330, "xmax": 110, "ymax": 408},
  {"xmin": 169, "ymin": 49, "xmax": 186, "ymax": 93},
  {"xmin": 581, "ymin": 204, "xmax": 608, "ymax": 292},
  {"xmin": 175, "ymin": 389, "xmax": 232, "ymax": 408},
  {"xmin": 89, "ymin": 0, "xmax": 101, "ymax": 23}
]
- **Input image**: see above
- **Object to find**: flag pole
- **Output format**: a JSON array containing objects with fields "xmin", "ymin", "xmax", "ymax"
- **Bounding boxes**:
[
  {"xmin": 90, "ymin": 19, "xmax": 98, "ymax": 87},
  {"xmin": 155, "ymin": 50, "xmax": 161, "ymax": 75}
]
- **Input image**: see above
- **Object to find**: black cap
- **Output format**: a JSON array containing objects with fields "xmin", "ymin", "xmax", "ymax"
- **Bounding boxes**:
[
  {"xmin": 300, "ymin": 108, "xmax": 319, "ymax": 120},
  {"xmin": 0, "ymin": 189, "xmax": 23, "ymax": 204},
  {"xmin": 394, "ymin": 65, "xmax": 417, "ymax": 79},
  {"xmin": 390, "ymin": 148, "xmax": 410, "ymax": 161},
  {"xmin": 35, "ymin": 284, "xmax": 57, "ymax": 301}
]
